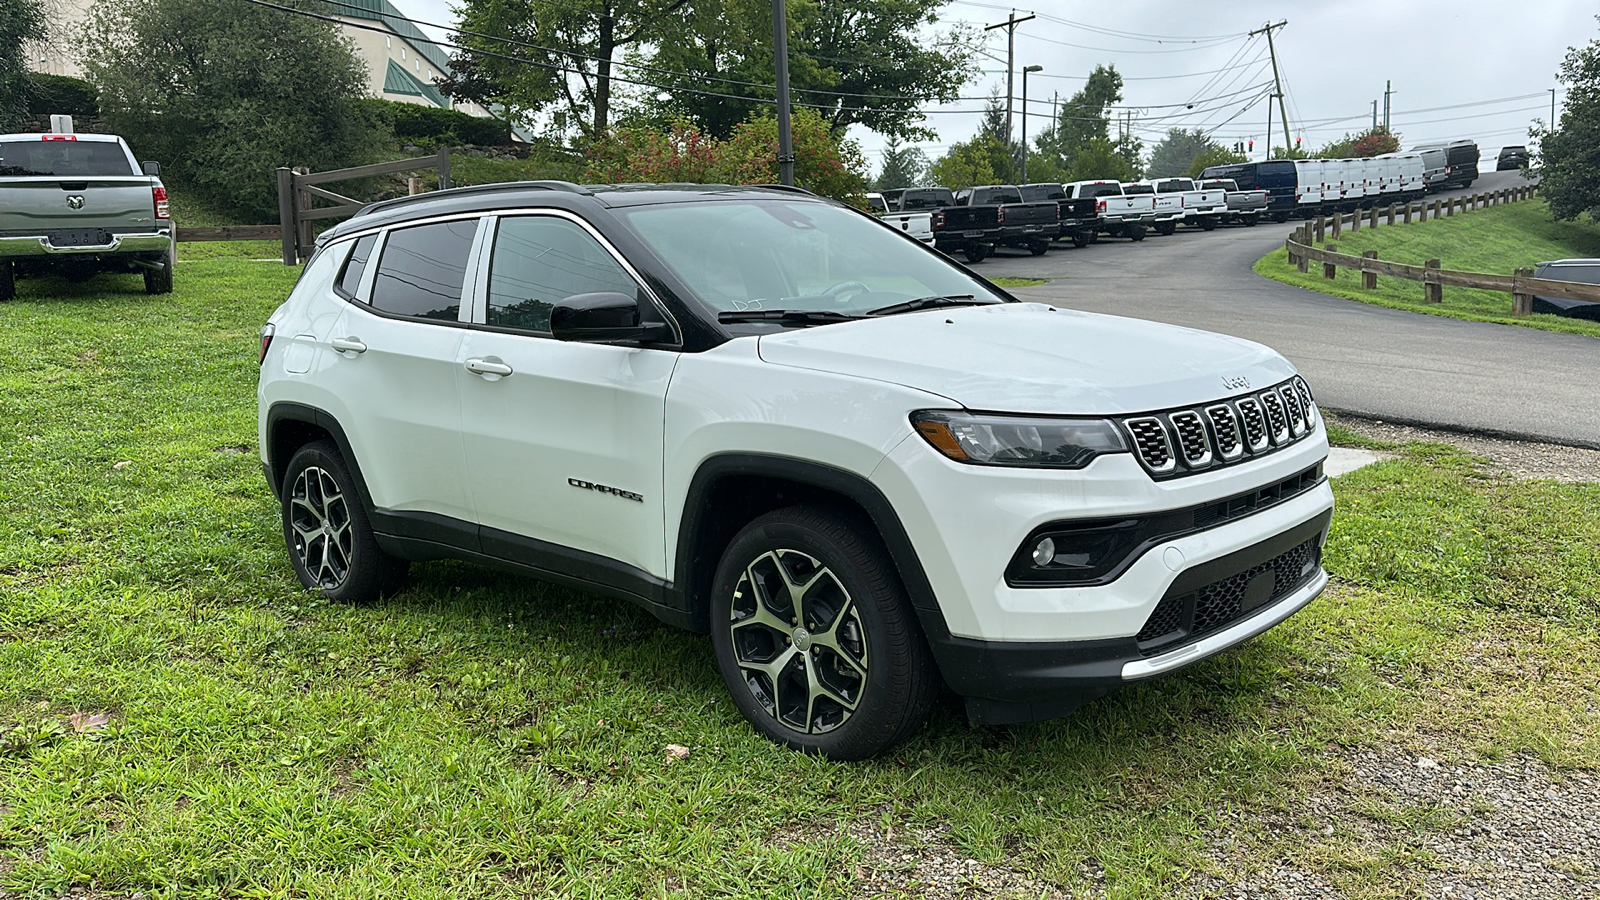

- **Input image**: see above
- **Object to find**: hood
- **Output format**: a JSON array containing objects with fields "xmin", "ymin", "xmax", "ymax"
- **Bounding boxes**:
[{"xmin": 756, "ymin": 302, "xmax": 1296, "ymax": 415}]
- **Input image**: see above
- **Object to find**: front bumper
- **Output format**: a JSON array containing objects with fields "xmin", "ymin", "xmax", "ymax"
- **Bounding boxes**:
[
  {"xmin": 930, "ymin": 508, "xmax": 1332, "ymax": 724},
  {"xmin": 0, "ymin": 231, "xmax": 173, "ymax": 257}
]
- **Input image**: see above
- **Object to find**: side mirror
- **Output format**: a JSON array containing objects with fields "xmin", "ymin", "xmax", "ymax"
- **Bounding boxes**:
[
  {"xmin": 550, "ymin": 292, "xmax": 672, "ymax": 344},
  {"xmin": 142, "ymin": 161, "xmax": 161, "ymax": 176}
]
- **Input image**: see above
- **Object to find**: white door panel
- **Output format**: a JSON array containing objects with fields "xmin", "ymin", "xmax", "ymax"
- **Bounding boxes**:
[
  {"xmin": 325, "ymin": 306, "xmax": 472, "ymax": 519},
  {"xmin": 456, "ymin": 332, "xmax": 677, "ymax": 576}
]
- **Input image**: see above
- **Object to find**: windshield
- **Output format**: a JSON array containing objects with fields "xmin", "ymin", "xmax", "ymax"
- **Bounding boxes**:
[
  {"xmin": 0, "ymin": 139, "xmax": 135, "ymax": 176},
  {"xmin": 617, "ymin": 200, "xmax": 1009, "ymax": 322}
]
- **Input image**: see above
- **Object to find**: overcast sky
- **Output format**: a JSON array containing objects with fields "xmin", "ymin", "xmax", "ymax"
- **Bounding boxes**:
[{"xmin": 388, "ymin": 0, "xmax": 1593, "ymax": 171}]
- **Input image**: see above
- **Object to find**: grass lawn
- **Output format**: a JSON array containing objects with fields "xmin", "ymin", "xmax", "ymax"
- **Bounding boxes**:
[
  {"xmin": 1, "ymin": 264, "xmax": 1596, "ymax": 898},
  {"xmin": 990, "ymin": 277, "xmax": 1047, "ymax": 288},
  {"xmin": 1255, "ymin": 199, "xmax": 1600, "ymax": 339}
]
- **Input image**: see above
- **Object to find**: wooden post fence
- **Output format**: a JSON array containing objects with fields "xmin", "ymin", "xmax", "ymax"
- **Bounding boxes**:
[
  {"xmin": 1361, "ymin": 251, "xmax": 1378, "ymax": 289},
  {"xmin": 1425, "ymin": 259, "xmax": 1442, "ymax": 303},
  {"xmin": 1512, "ymin": 267, "xmax": 1534, "ymax": 316},
  {"xmin": 1323, "ymin": 244, "xmax": 1338, "ymax": 280},
  {"xmin": 276, "ymin": 148, "xmax": 452, "ymax": 264}
]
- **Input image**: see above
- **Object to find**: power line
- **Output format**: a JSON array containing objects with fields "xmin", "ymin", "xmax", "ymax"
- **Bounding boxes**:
[{"xmin": 948, "ymin": 1, "xmax": 1249, "ymax": 42}]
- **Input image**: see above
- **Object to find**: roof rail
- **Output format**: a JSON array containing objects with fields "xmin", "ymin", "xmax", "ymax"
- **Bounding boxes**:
[{"xmin": 356, "ymin": 180, "xmax": 592, "ymax": 217}]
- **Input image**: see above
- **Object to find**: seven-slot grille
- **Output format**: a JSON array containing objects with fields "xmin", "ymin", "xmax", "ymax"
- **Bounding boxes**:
[{"xmin": 1120, "ymin": 377, "xmax": 1317, "ymax": 478}]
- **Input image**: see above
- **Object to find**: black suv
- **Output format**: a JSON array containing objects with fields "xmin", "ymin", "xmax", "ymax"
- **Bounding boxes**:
[{"xmin": 1497, "ymin": 145, "xmax": 1530, "ymax": 171}]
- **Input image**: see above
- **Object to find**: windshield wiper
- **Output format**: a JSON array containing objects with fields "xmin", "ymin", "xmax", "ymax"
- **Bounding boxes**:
[
  {"xmin": 865, "ymin": 295, "xmax": 986, "ymax": 317},
  {"xmin": 717, "ymin": 309, "xmax": 861, "ymax": 325}
]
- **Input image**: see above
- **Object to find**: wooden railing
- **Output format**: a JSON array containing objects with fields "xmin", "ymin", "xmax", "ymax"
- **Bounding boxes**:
[{"xmin": 1282, "ymin": 184, "xmax": 1600, "ymax": 315}]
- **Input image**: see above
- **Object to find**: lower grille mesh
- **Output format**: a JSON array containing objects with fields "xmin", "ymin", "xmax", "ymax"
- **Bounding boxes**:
[{"xmin": 1135, "ymin": 537, "xmax": 1322, "ymax": 653}]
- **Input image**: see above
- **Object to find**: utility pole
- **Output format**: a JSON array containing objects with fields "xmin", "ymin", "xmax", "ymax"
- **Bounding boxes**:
[
  {"xmin": 1383, "ymin": 80, "xmax": 1393, "ymax": 131},
  {"xmin": 1371, "ymin": 99, "xmax": 1377, "ymax": 130},
  {"xmin": 1250, "ymin": 20, "xmax": 1291, "ymax": 155},
  {"xmin": 985, "ymin": 11, "xmax": 1035, "ymax": 146},
  {"xmin": 1551, "ymin": 87, "xmax": 1558, "ymax": 127},
  {"xmin": 771, "ymin": 0, "xmax": 794, "ymax": 185}
]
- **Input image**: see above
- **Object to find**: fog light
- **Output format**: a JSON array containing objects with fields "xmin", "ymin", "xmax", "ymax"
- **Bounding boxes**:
[{"xmin": 1031, "ymin": 537, "xmax": 1056, "ymax": 567}]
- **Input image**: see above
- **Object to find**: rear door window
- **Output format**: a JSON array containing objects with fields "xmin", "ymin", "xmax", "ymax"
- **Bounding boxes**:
[
  {"xmin": 371, "ymin": 219, "xmax": 479, "ymax": 322},
  {"xmin": 1546, "ymin": 265, "xmax": 1600, "ymax": 285}
]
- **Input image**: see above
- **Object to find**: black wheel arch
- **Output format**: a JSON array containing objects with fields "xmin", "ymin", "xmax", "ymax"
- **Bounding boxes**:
[
  {"xmin": 674, "ymin": 454, "xmax": 951, "ymax": 644},
  {"xmin": 263, "ymin": 403, "xmax": 375, "ymax": 513}
]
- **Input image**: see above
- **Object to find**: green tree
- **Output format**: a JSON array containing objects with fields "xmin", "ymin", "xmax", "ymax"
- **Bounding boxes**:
[
  {"xmin": 1069, "ymin": 137, "xmax": 1134, "ymax": 183},
  {"xmin": 1, "ymin": 0, "xmax": 47, "ymax": 132},
  {"xmin": 1186, "ymin": 144, "xmax": 1247, "ymax": 179},
  {"xmin": 1537, "ymin": 22, "xmax": 1600, "ymax": 221},
  {"xmin": 874, "ymin": 136, "xmax": 928, "ymax": 190},
  {"xmin": 1034, "ymin": 64, "xmax": 1123, "ymax": 176},
  {"xmin": 1270, "ymin": 145, "xmax": 1309, "ymax": 160},
  {"xmin": 82, "ymin": 0, "xmax": 379, "ymax": 219},
  {"xmin": 927, "ymin": 136, "xmax": 998, "ymax": 190},
  {"xmin": 1147, "ymin": 127, "xmax": 1218, "ymax": 178},
  {"xmin": 648, "ymin": 0, "xmax": 977, "ymax": 140},
  {"xmin": 976, "ymin": 91, "xmax": 1019, "ymax": 183},
  {"xmin": 444, "ymin": 0, "xmax": 693, "ymax": 140}
]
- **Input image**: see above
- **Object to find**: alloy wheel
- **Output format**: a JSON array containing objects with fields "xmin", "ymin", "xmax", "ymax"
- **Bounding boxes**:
[
  {"xmin": 288, "ymin": 465, "xmax": 354, "ymax": 590},
  {"xmin": 728, "ymin": 549, "xmax": 869, "ymax": 734}
]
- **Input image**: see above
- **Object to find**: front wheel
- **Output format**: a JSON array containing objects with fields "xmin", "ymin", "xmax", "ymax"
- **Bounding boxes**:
[
  {"xmin": 281, "ymin": 440, "xmax": 408, "ymax": 602},
  {"xmin": 710, "ymin": 505, "xmax": 938, "ymax": 760}
]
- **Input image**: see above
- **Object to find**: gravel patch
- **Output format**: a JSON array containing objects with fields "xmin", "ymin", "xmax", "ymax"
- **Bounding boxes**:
[
  {"xmin": 1185, "ymin": 748, "xmax": 1600, "ymax": 899},
  {"xmin": 776, "ymin": 819, "xmax": 1090, "ymax": 899},
  {"xmin": 1325, "ymin": 413, "xmax": 1600, "ymax": 483}
]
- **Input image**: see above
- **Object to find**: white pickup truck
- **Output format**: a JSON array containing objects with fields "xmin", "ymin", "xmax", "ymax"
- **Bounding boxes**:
[
  {"xmin": 1139, "ymin": 177, "xmax": 1226, "ymax": 234},
  {"xmin": 1199, "ymin": 178, "xmax": 1267, "ymax": 227},
  {"xmin": 0, "ymin": 125, "xmax": 173, "ymax": 300},
  {"xmin": 1063, "ymin": 180, "xmax": 1152, "ymax": 242},
  {"xmin": 867, "ymin": 191, "xmax": 935, "ymax": 248}
]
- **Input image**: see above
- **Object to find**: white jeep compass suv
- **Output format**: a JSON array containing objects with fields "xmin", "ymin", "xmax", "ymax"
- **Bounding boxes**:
[{"xmin": 257, "ymin": 182, "xmax": 1334, "ymax": 759}]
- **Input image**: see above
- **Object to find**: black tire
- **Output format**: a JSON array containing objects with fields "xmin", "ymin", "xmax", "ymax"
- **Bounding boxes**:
[
  {"xmin": 963, "ymin": 243, "xmax": 989, "ymax": 263},
  {"xmin": 1071, "ymin": 230, "xmax": 1091, "ymax": 248},
  {"xmin": 1155, "ymin": 221, "xmax": 1177, "ymax": 236},
  {"xmin": 709, "ymin": 505, "xmax": 938, "ymax": 760},
  {"xmin": 1243, "ymin": 215, "xmax": 1259, "ymax": 227},
  {"xmin": 0, "ymin": 260, "xmax": 13, "ymax": 302},
  {"xmin": 1199, "ymin": 217, "xmax": 1218, "ymax": 231},
  {"xmin": 1127, "ymin": 225, "xmax": 1147, "ymax": 242},
  {"xmin": 1028, "ymin": 240, "xmax": 1049, "ymax": 256},
  {"xmin": 144, "ymin": 246, "xmax": 174, "ymax": 295},
  {"xmin": 281, "ymin": 440, "xmax": 408, "ymax": 602}
]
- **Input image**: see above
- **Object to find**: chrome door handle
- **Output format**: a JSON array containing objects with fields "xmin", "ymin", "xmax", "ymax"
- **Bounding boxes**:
[
  {"xmin": 330, "ymin": 337, "xmax": 367, "ymax": 354},
  {"xmin": 465, "ymin": 358, "xmax": 513, "ymax": 377}
]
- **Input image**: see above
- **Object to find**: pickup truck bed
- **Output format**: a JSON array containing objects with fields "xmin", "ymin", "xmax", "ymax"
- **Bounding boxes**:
[
  {"xmin": 0, "ymin": 131, "xmax": 173, "ymax": 299},
  {"xmin": 958, "ymin": 186, "xmax": 1059, "ymax": 255}
]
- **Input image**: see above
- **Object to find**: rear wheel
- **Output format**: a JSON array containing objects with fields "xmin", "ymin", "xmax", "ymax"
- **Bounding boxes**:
[
  {"xmin": 144, "ymin": 247, "xmax": 174, "ymax": 295},
  {"xmin": 1127, "ymin": 225, "xmax": 1147, "ymax": 242},
  {"xmin": 710, "ymin": 505, "xmax": 938, "ymax": 760},
  {"xmin": 281, "ymin": 440, "xmax": 408, "ymax": 603},
  {"xmin": 1199, "ymin": 217, "xmax": 1218, "ymax": 231},
  {"xmin": 1028, "ymin": 239, "xmax": 1049, "ymax": 256},
  {"xmin": 1071, "ymin": 230, "xmax": 1092, "ymax": 248},
  {"xmin": 1155, "ymin": 221, "xmax": 1177, "ymax": 236},
  {"xmin": 963, "ymin": 243, "xmax": 989, "ymax": 263},
  {"xmin": 1243, "ymin": 215, "xmax": 1259, "ymax": 227},
  {"xmin": 0, "ymin": 260, "xmax": 13, "ymax": 301}
]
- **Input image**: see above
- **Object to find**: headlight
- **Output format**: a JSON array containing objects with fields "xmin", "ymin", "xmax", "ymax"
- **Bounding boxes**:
[{"xmin": 910, "ymin": 410, "xmax": 1128, "ymax": 469}]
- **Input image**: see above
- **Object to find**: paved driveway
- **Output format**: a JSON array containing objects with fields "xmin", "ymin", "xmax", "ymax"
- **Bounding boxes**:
[{"xmin": 980, "ymin": 170, "xmax": 1600, "ymax": 447}]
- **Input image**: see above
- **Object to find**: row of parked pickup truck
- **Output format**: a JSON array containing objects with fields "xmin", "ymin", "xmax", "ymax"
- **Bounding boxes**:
[{"xmin": 867, "ymin": 176, "xmax": 1268, "ymax": 262}]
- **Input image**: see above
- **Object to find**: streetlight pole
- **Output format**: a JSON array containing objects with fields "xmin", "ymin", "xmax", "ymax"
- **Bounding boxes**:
[{"xmin": 1021, "ymin": 65, "xmax": 1042, "ymax": 184}]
